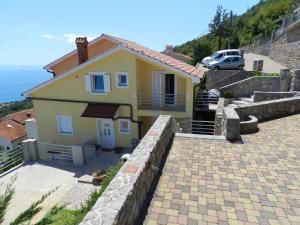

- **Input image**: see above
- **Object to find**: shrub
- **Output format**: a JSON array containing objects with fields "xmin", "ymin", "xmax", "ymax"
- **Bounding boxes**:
[
  {"xmin": 254, "ymin": 70, "xmax": 262, "ymax": 76},
  {"xmin": 223, "ymin": 90, "xmax": 234, "ymax": 99}
]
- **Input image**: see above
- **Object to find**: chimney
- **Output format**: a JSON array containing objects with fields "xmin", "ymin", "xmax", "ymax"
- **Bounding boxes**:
[
  {"xmin": 165, "ymin": 45, "xmax": 173, "ymax": 54},
  {"xmin": 76, "ymin": 37, "xmax": 88, "ymax": 64}
]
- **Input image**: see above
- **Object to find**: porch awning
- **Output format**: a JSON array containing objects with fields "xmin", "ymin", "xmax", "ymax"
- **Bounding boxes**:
[{"xmin": 81, "ymin": 103, "xmax": 119, "ymax": 119}]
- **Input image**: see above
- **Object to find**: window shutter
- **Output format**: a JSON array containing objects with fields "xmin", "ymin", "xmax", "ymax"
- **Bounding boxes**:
[
  {"xmin": 104, "ymin": 75, "xmax": 111, "ymax": 93},
  {"xmin": 84, "ymin": 75, "xmax": 92, "ymax": 92}
]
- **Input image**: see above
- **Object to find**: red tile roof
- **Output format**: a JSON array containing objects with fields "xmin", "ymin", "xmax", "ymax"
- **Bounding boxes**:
[
  {"xmin": 103, "ymin": 34, "xmax": 207, "ymax": 79},
  {"xmin": 0, "ymin": 109, "xmax": 35, "ymax": 142}
]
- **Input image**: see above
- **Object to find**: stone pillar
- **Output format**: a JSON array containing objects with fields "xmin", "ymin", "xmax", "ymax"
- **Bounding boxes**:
[
  {"xmin": 72, "ymin": 145, "xmax": 84, "ymax": 166},
  {"xmin": 240, "ymin": 50, "xmax": 245, "ymax": 59},
  {"xmin": 82, "ymin": 143, "xmax": 96, "ymax": 162},
  {"xmin": 22, "ymin": 139, "xmax": 39, "ymax": 161},
  {"xmin": 253, "ymin": 59, "xmax": 264, "ymax": 71},
  {"xmin": 280, "ymin": 69, "xmax": 291, "ymax": 92},
  {"xmin": 290, "ymin": 70, "xmax": 300, "ymax": 91}
]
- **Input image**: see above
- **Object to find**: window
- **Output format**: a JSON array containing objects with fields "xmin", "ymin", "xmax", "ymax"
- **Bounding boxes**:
[
  {"xmin": 232, "ymin": 57, "xmax": 239, "ymax": 62},
  {"xmin": 57, "ymin": 115, "xmax": 73, "ymax": 135},
  {"xmin": 116, "ymin": 72, "xmax": 129, "ymax": 88},
  {"xmin": 216, "ymin": 53, "xmax": 224, "ymax": 59},
  {"xmin": 224, "ymin": 58, "xmax": 231, "ymax": 63},
  {"xmin": 94, "ymin": 75, "xmax": 105, "ymax": 92},
  {"xmin": 119, "ymin": 119, "xmax": 130, "ymax": 134},
  {"xmin": 84, "ymin": 73, "xmax": 111, "ymax": 94}
]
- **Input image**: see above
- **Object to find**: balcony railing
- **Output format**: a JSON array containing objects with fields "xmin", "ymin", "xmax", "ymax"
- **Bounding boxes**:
[{"xmin": 137, "ymin": 92, "xmax": 186, "ymax": 111}]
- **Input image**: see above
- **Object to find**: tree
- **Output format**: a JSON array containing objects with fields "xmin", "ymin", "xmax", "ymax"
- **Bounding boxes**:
[
  {"xmin": 208, "ymin": 5, "xmax": 231, "ymax": 49},
  {"xmin": 192, "ymin": 42, "xmax": 212, "ymax": 65}
]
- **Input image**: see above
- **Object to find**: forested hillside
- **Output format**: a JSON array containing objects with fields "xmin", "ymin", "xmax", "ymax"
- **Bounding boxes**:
[{"xmin": 174, "ymin": 0, "xmax": 299, "ymax": 65}]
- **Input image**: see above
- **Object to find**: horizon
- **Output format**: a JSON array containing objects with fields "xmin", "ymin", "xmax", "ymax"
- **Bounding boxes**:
[{"xmin": 0, "ymin": 0, "xmax": 259, "ymax": 66}]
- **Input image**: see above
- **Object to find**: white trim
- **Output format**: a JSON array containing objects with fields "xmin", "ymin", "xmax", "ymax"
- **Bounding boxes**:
[
  {"xmin": 24, "ymin": 44, "xmax": 201, "ymax": 97},
  {"xmin": 115, "ymin": 72, "xmax": 129, "ymax": 88},
  {"xmin": 23, "ymin": 47, "xmax": 120, "ymax": 97},
  {"xmin": 44, "ymin": 35, "xmax": 119, "ymax": 69},
  {"xmin": 119, "ymin": 119, "xmax": 131, "ymax": 134},
  {"xmin": 56, "ymin": 115, "xmax": 73, "ymax": 136}
]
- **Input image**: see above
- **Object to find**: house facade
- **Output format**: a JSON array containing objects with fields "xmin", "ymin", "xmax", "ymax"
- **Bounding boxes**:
[{"xmin": 24, "ymin": 34, "xmax": 206, "ymax": 149}]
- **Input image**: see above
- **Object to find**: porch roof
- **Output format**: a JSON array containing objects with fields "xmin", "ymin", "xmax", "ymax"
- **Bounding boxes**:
[{"xmin": 81, "ymin": 103, "xmax": 119, "ymax": 119}]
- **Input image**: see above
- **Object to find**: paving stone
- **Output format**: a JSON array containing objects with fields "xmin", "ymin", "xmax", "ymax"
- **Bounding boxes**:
[{"xmin": 143, "ymin": 114, "xmax": 300, "ymax": 225}]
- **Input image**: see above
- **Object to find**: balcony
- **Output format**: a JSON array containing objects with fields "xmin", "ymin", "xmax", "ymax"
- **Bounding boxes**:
[{"xmin": 137, "ymin": 92, "xmax": 186, "ymax": 111}]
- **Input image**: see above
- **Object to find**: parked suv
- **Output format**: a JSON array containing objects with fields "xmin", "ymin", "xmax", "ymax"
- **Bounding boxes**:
[
  {"xmin": 207, "ymin": 55, "xmax": 244, "ymax": 70},
  {"xmin": 202, "ymin": 49, "xmax": 240, "ymax": 66}
]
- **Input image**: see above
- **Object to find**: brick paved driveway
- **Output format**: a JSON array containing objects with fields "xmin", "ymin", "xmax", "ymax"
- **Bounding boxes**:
[{"xmin": 144, "ymin": 114, "xmax": 300, "ymax": 225}]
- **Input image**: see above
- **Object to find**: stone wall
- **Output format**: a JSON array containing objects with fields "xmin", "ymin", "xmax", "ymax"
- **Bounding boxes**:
[
  {"xmin": 80, "ymin": 115, "xmax": 177, "ymax": 225},
  {"xmin": 205, "ymin": 70, "xmax": 239, "ymax": 89},
  {"xmin": 240, "ymin": 26, "xmax": 300, "ymax": 70},
  {"xmin": 213, "ymin": 71, "xmax": 254, "ymax": 89},
  {"xmin": 220, "ymin": 76, "xmax": 280, "ymax": 97},
  {"xmin": 240, "ymin": 36, "xmax": 271, "ymax": 56},
  {"xmin": 223, "ymin": 107, "xmax": 240, "ymax": 141},
  {"xmin": 236, "ymin": 96, "xmax": 300, "ymax": 122},
  {"xmin": 270, "ymin": 33, "xmax": 300, "ymax": 70},
  {"xmin": 253, "ymin": 91, "xmax": 294, "ymax": 102}
]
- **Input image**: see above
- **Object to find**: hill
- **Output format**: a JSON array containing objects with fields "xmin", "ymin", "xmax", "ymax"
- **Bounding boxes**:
[{"xmin": 174, "ymin": 0, "xmax": 300, "ymax": 65}]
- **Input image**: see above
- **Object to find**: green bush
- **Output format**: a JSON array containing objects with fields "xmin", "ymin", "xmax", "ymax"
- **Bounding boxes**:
[
  {"xmin": 223, "ymin": 90, "xmax": 234, "ymax": 99},
  {"xmin": 254, "ymin": 70, "xmax": 262, "ymax": 77}
]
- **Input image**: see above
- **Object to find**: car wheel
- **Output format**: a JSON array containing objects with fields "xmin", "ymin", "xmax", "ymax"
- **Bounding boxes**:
[
  {"xmin": 238, "ymin": 65, "xmax": 244, "ymax": 71},
  {"xmin": 214, "ymin": 66, "xmax": 220, "ymax": 70}
]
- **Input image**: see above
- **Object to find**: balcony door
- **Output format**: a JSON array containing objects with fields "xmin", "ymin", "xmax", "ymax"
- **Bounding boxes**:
[
  {"xmin": 165, "ymin": 74, "xmax": 175, "ymax": 105},
  {"xmin": 153, "ymin": 72, "xmax": 176, "ymax": 107}
]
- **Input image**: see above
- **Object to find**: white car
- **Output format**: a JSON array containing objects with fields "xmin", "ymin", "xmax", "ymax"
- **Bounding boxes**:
[{"xmin": 202, "ymin": 49, "xmax": 241, "ymax": 66}]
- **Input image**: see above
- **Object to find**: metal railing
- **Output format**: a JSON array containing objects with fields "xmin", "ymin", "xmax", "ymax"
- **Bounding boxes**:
[
  {"xmin": 272, "ymin": 11, "xmax": 300, "ymax": 40},
  {"xmin": 37, "ymin": 141, "xmax": 73, "ymax": 163},
  {"xmin": 195, "ymin": 92, "xmax": 219, "ymax": 108},
  {"xmin": 137, "ymin": 92, "xmax": 186, "ymax": 111},
  {"xmin": 178, "ymin": 119, "xmax": 215, "ymax": 135},
  {"xmin": 0, "ymin": 145, "xmax": 24, "ymax": 174}
]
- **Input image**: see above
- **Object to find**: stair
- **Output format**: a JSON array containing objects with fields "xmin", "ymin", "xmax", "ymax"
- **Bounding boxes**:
[{"xmin": 194, "ymin": 92, "xmax": 219, "ymax": 111}]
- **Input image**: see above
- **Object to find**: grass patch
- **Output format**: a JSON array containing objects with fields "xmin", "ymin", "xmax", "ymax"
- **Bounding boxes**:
[{"xmin": 35, "ymin": 161, "xmax": 124, "ymax": 225}]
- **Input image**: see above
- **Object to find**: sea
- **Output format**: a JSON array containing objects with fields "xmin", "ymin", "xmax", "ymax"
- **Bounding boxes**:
[{"xmin": 0, "ymin": 66, "xmax": 52, "ymax": 103}]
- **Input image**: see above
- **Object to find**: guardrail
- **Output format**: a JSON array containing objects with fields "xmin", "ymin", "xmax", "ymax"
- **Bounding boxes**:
[
  {"xmin": 195, "ymin": 92, "xmax": 219, "ymax": 108},
  {"xmin": 272, "ymin": 11, "xmax": 300, "ymax": 40},
  {"xmin": 137, "ymin": 92, "xmax": 186, "ymax": 111},
  {"xmin": 0, "ymin": 145, "xmax": 24, "ymax": 174},
  {"xmin": 37, "ymin": 141, "xmax": 73, "ymax": 163},
  {"xmin": 178, "ymin": 119, "xmax": 215, "ymax": 135}
]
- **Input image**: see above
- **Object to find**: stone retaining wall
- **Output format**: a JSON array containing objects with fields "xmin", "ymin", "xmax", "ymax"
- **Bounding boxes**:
[
  {"xmin": 213, "ymin": 71, "xmax": 254, "ymax": 89},
  {"xmin": 253, "ymin": 91, "xmax": 294, "ymax": 102},
  {"xmin": 205, "ymin": 70, "xmax": 239, "ymax": 89},
  {"xmin": 80, "ymin": 115, "xmax": 177, "ymax": 225},
  {"xmin": 223, "ymin": 107, "xmax": 241, "ymax": 141},
  {"xmin": 236, "ymin": 96, "xmax": 300, "ymax": 122},
  {"xmin": 220, "ymin": 76, "xmax": 280, "ymax": 97}
]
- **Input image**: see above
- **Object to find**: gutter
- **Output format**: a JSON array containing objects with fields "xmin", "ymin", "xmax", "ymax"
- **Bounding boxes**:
[
  {"xmin": 26, "ymin": 97, "xmax": 142, "ymax": 139},
  {"xmin": 44, "ymin": 68, "xmax": 56, "ymax": 78}
]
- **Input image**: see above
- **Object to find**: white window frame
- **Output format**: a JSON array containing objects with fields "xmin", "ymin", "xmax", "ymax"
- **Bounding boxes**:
[
  {"xmin": 86, "ymin": 72, "xmax": 111, "ymax": 95},
  {"xmin": 116, "ymin": 72, "xmax": 129, "ymax": 88},
  {"xmin": 119, "ymin": 119, "xmax": 131, "ymax": 134},
  {"xmin": 56, "ymin": 115, "xmax": 73, "ymax": 136}
]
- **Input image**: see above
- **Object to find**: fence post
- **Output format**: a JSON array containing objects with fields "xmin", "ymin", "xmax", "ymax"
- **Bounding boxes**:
[
  {"xmin": 290, "ymin": 69, "xmax": 300, "ymax": 91},
  {"xmin": 22, "ymin": 139, "xmax": 38, "ymax": 161},
  {"xmin": 72, "ymin": 145, "xmax": 84, "ymax": 166}
]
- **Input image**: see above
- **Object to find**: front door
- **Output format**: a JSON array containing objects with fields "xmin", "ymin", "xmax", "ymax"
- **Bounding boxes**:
[
  {"xmin": 165, "ymin": 74, "xmax": 175, "ymax": 105},
  {"xmin": 97, "ymin": 119, "xmax": 115, "ymax": 149}
]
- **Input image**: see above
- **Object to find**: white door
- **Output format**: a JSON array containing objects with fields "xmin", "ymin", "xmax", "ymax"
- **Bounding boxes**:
[
  {"xmin": 153, "ymin": 72, "xmax": 165, "ymax": 106},
  {"xmin": 97, "ymin": 119, "xmax": 115, "ymax": 149}
]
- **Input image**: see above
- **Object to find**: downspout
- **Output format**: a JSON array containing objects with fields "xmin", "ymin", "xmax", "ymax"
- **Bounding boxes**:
[{"xmin": 27, "ymin": 97, "xmax": 142, "ymax": 139}]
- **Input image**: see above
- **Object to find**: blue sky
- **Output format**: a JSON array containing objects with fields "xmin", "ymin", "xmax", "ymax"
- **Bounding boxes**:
[{"xmin": 0, "ymin": 0, "xmax": 259, "ymax": 66}]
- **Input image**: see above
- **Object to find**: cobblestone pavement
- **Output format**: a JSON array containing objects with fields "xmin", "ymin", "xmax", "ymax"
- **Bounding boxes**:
[{"xmin": 144, "ymin": 114, "xmax": 300, "ymax": 225}]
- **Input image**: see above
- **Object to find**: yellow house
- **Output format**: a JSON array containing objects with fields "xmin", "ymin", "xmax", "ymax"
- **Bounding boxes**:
[{"xmin": 24, "ymin": 34, "xmax": 206, "ymax": 149}]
